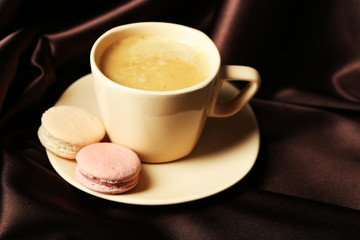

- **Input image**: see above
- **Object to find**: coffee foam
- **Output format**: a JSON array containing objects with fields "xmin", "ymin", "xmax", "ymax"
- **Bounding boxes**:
[
  {"xmin": 127, "ymin": 36, "xmax": 198, "ymax": 65},
  {"xmin": 100, "ymin": 35, "xmax": 210, "ymax": 91}
]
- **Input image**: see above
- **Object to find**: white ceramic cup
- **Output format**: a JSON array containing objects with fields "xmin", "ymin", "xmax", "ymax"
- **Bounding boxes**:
[{"xmin": 90, "ymin": 22, "xmax": 260, "ymax": 163}]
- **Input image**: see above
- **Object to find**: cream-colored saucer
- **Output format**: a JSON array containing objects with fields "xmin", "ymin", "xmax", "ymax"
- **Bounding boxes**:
[{"xmin": 47, "ymin": 74, "xmax": 260, "ymax": 205}]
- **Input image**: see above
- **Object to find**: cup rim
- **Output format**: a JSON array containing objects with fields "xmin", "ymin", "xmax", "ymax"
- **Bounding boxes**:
[{"xmin": 90, "ymin": 22, "xmax": 221, "ymax": 95}]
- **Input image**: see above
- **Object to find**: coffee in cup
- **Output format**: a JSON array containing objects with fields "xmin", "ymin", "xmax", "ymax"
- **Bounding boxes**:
[{"xmin": 100, "ymin": 34, "xmax": 211, "ymax": 91}]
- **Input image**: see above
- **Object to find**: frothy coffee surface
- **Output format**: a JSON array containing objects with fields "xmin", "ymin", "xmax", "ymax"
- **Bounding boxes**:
[{"xmin": 100, "ymin": 35, "xmax": 210, "ymax": 91}]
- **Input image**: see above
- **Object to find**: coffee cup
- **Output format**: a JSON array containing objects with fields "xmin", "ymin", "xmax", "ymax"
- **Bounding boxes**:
[{"xmin": 90, "ymin": 22, "xmax": 260, "ymax": 163}]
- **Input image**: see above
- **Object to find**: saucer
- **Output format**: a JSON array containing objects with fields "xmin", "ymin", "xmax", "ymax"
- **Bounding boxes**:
[{"xmin": 47, "ymin": 74, "xmax": 260, "ymax": 205}]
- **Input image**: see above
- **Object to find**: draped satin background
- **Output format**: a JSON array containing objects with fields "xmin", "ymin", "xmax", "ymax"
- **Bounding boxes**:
[{"xmin": 1, "ymin": 0, "xmax": 360, "ymax": 239}]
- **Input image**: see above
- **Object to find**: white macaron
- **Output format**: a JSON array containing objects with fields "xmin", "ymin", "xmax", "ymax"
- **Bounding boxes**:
[{"xmin": 38, "ymin": 105, "xmax": 106, "ymax": 159}]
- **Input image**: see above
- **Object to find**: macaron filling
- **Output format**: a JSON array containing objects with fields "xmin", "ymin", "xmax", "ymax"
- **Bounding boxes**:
[
  {"xmin": 38, "ymin": 125, "xmax": 82, "ymax": 158},
  {"xmin": 77, "ymin": 167, "xmax": 139, "ymax": 188}
]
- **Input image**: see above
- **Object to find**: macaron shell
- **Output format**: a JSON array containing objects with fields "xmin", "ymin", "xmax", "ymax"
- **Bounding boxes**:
[
  {"xmin": 76, "ymin": 142, "xmax": 141, "ymax": 182},
  {"xmin": 41, "ymin": 105, "xmax": 105, "ymax": 146}
]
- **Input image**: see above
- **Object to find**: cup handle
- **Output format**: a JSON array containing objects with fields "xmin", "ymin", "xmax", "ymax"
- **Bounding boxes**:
[{"xmin": 207, "ymin": 65, "xmax": 261, "ymax": 117}]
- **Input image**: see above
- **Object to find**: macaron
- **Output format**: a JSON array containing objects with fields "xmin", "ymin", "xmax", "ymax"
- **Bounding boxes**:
[
  {"xmin": 38, "ymin": 105, "xmax": 106, "ymax": 159},
  {"xmin": 75, "ymin": 142, "xmax": 141, "ymax": 194}
]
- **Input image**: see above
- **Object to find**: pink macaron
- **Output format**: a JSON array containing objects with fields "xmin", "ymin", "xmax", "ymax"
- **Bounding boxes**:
[{"xmin": 75, "ymin": 142, "xmax": 141, "ymax": 194}]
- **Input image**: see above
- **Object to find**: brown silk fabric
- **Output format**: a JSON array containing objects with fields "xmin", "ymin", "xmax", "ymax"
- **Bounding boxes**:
[{"xmin": 1, "ymin": 0, "xmax": 360, "ymax": 239}]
